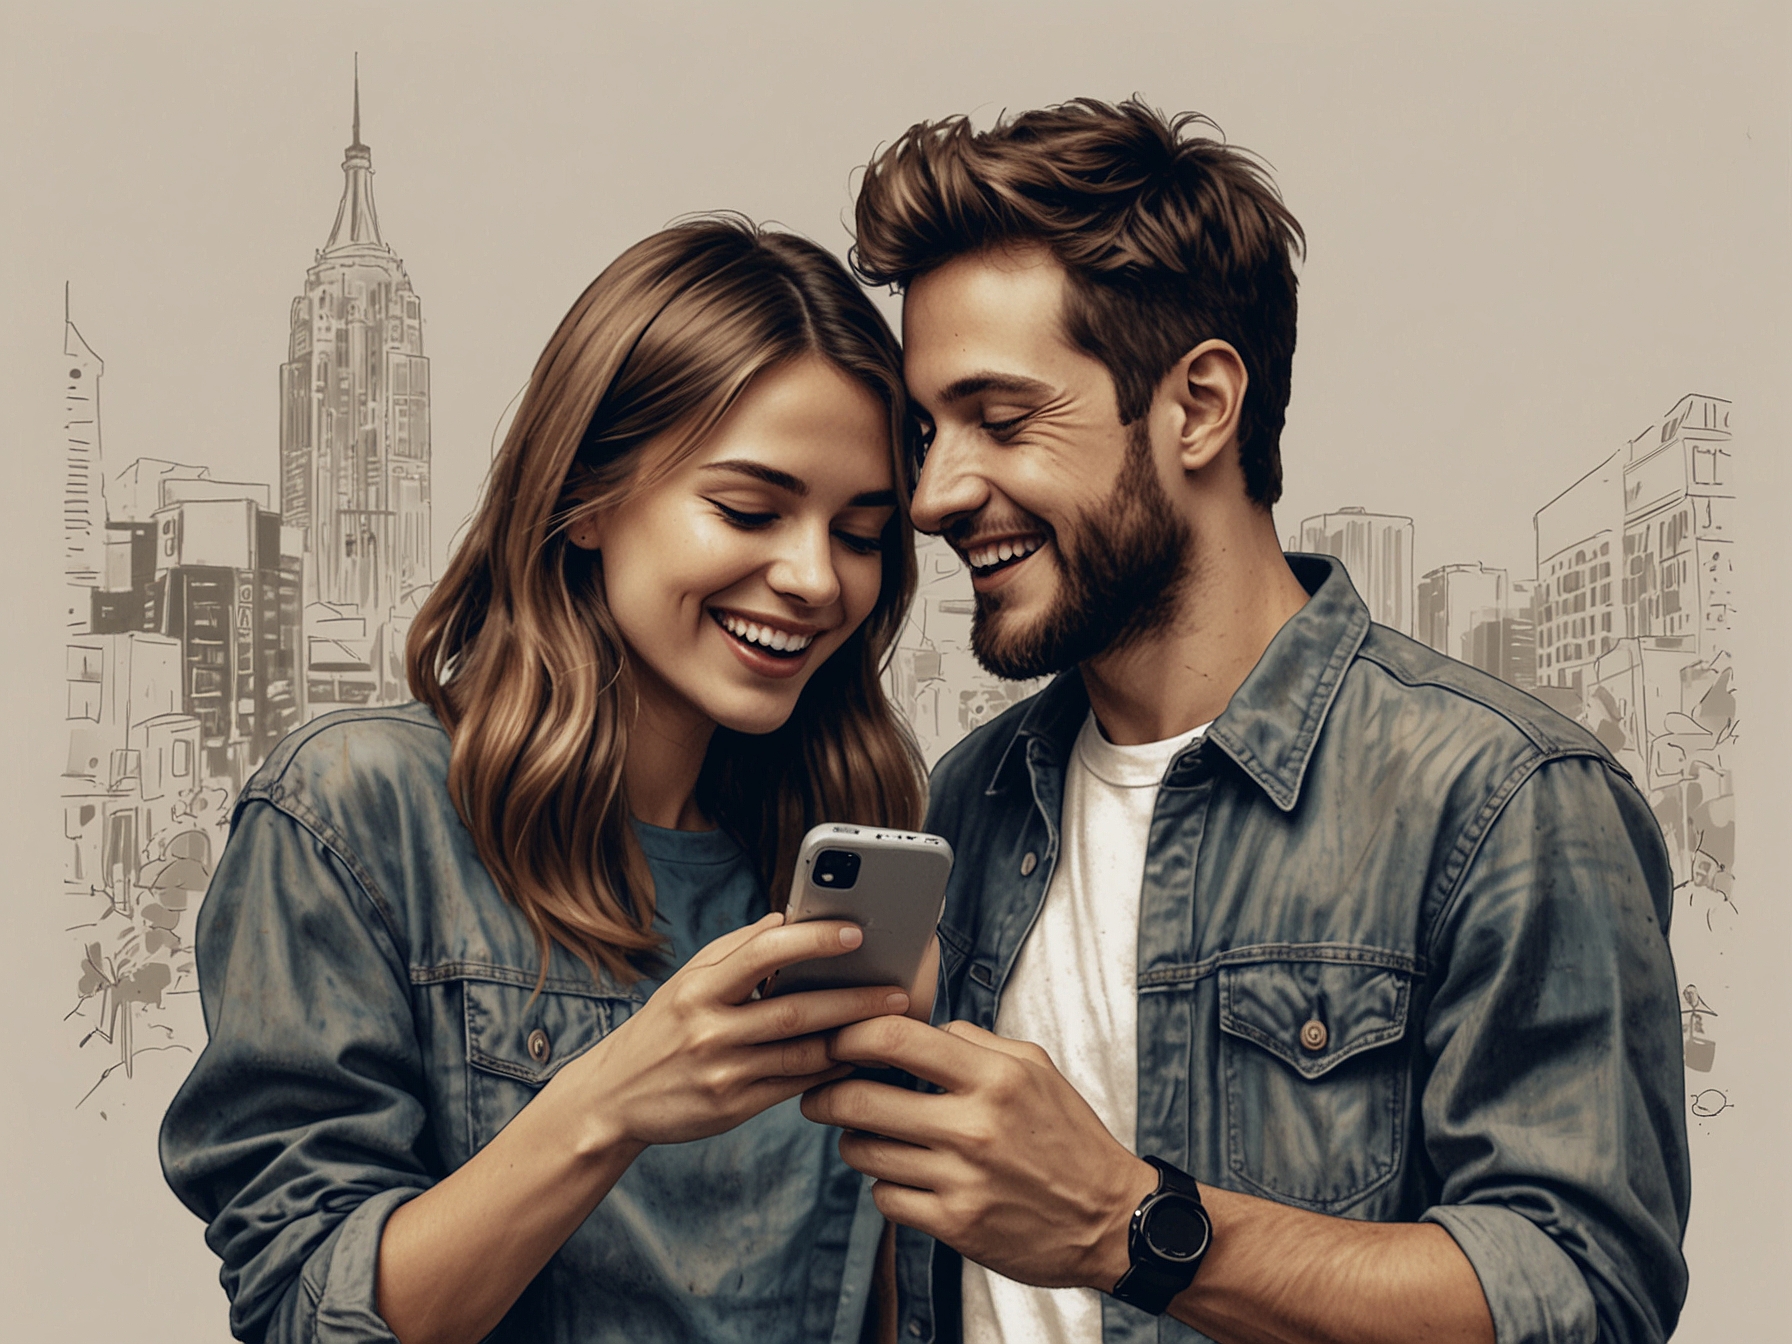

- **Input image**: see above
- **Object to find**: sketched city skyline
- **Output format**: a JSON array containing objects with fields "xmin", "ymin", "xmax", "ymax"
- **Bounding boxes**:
[
  {"xmin": 59, "ymin": 73, "xmax": 437, "ymax": 1104},
  {"xmin": 53, "ymin": 75, "xmax": 1742, "ymax": 1115}
]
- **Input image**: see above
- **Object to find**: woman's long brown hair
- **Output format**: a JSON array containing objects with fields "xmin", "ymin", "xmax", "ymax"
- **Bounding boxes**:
[{"xmin": 407, "ymin": 218, "xmax": 925, "ymax": 987}]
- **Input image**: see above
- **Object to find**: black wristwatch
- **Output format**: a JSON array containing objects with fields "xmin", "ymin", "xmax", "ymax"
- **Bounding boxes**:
[{"xmin": 1109, "ymin": 1156, "xmax": 1212, "ymax": 1315}]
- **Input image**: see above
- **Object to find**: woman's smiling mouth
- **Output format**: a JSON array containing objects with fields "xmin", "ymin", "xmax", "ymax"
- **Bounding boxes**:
[{"xmin": 710, "ymin": 609, "xmax": 818, "ymax": 658}]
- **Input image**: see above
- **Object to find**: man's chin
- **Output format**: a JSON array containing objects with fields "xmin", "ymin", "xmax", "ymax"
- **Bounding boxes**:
[{"xmin": 970, "ymin": 605, "xmax": 1074, "ymax": 682}]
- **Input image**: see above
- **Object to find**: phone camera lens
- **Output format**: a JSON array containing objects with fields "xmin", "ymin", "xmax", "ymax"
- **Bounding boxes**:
[{"xmin": 813, "ymin": 849, "xmax": 862, "ymax": 890}]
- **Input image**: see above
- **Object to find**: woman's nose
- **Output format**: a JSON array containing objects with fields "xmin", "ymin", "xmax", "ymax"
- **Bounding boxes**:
[{"xmin": 768, "ymin": 522, "xmax": 842, "ymax": 608}]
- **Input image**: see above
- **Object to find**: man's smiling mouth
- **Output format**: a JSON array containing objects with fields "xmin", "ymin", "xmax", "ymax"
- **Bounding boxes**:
[
  {"xmin": 710, "ymin": 609, "xmax": 817, "ymax": 658},
  {"xmin": 963, "ymin": 535, "xmax": 1046, "ymax": 577}
]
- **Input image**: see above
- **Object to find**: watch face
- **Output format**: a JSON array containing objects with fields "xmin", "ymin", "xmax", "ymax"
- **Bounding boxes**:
[{"xmin": 1143, "ymin": 1197, "xmax": 1211, "ymax": 1262}]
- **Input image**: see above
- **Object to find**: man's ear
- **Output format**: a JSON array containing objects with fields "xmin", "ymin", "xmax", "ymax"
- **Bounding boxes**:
[{"xmin": 1166, "ymin": 339, "xmax": 1248, "ymax": 474}]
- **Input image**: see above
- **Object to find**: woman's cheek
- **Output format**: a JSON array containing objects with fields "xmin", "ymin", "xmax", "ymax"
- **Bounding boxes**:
[{"xmin": 845, "ymin": 556, "xmax": 886, "ymax": 627}]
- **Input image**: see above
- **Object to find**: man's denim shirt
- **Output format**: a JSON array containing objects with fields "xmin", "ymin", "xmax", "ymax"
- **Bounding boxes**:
[{"xmin": 898, "ymin": 556, "xmax": 1690, "ymax": 1344}]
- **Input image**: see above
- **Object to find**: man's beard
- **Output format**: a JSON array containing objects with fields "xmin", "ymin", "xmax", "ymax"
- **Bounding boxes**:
[{"xmin": 968, "ymin": 424, "xmax": 1193, "ymax": 681}]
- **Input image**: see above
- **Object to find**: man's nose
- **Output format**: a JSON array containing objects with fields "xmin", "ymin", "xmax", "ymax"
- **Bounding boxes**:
[{"xmin": 909, "ymin": 428, "xmax": 990, "ymax": 537}]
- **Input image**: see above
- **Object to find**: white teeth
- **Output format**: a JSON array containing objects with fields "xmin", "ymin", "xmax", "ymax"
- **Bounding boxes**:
[
  {"xmin": 968, "ymin": 538, "xmax": 1042, "ymax": 570},
  {"xmin": 716, "ymin": 612, "xmax": 814, "ymax": 653}
]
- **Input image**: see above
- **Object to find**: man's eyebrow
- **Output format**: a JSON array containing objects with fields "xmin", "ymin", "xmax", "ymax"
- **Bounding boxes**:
[
  {"xmin": 700, "ymin": 460, "xmax": 806, "ymax": 495},
  {"xmin": 935, "ymin": 372, "xmax": 1056, "ymax": 405},
  {"xmin": 849, "ymin": 489, "xmax": 898, "ymax": 508}
]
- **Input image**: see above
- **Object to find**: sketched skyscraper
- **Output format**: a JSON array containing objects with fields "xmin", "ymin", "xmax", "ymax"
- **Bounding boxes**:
[
  {"xmin": 63, "ymin": 293, "xmax": 106, "ymax": 631},
  {"xmin": 1294, "ymin": 507, "xmax": 1415, "ymax": 636},
  {"xmin": 279, "ymin": 71, "xmax": 431, "ymax": 617}
]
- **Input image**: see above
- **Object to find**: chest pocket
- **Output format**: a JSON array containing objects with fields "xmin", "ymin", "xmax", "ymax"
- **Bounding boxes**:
[
  {"xmin": 463, "ymin": 978, "xmax": 640, "ymax": 1153},
  {"xmin": 1218, "ymin": 953, "xmax": 1414, "ymax": 1212}
]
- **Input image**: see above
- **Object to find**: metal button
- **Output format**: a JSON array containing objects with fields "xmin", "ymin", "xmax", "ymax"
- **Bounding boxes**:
[
  {"xmin": 1020, "ymin": 851, "xmax": 1038, "ymax": 876},
  {"xmin": 1299, "ymin": 1018, "xmax": 1328, "ymax": 1052},
  {"xmin": 527, "ymin": 1028, "xmax": 551, "ymax": 1064}
]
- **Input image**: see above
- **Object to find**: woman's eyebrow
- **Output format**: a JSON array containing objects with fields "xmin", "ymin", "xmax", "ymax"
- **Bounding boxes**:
[
  {"xmin": 701, "ymin": 461, "xmax": 895, "ymax": 509},
  {"xmin": 701, "ymin": 460, "xmax": 806, "ymax": 494}
]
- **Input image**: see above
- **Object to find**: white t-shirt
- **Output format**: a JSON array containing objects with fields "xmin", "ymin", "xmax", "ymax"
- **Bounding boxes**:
[{"xmin": 961, "ymin": 711, "xmax": 1208, "ymax": 1344}]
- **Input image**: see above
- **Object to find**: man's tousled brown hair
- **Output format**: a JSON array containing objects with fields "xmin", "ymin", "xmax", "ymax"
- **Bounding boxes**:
[
  {"xmin": 407, "ymin": 217, "xmax": 925, "ymax": 987},
  {"xmin": 854, "ymin": 97, "xmax": 1304, "ymax": 506}
]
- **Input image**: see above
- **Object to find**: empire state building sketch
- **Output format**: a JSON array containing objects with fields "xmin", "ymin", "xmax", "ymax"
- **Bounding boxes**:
[
  {"xmin": 280, "ymin": 77, "xmax": 432, "ymax": 627},
  {"xmin": 59, "ymin": 72, "xmax": 435, "ymax": 1101}
]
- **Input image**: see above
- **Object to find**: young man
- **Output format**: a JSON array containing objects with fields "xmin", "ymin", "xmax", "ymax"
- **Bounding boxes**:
[{"xmin": 802, "ymin": 101, "xmax": 1689, "ymax": 1344}]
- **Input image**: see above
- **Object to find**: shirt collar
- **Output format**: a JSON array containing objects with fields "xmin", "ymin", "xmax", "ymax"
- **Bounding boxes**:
[{"xmin": 985, "ymin": 554, "xmax": 1370, "ymax": 812}]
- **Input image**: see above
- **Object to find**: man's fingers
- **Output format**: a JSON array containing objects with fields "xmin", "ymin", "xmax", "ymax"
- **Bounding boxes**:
[
  {"xmin": 942, "ymin": 1019, "xmax": 1053, "ymax": 1066},
  {"xmin": 738, "ymin": 1066, "xmax": 853, "ymax": 1119},
  {"xmin": 837, "ymin": 1131, "xmax": 945, "ymax": 1191},
  {"xmin": 741, "ymin": 1035, "xmax": 841, "ymax": 1079},
  {"xmin": 826, "ymin": 1014, "xmax": 998, "ymax": 1090},
  {"xmin": 801, "ymin": 1076, "xmax": 944, "ymax": 1146},
  {"xmin": 866, "ymin": 1181, "xmax": 944, "ymax": 1239},
  {"xmin": 739, "ymin": 985, "xmax": 910, "ymax": 1045}
]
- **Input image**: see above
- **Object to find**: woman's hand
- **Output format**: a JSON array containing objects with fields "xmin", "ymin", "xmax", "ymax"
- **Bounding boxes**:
[
  {"xmin": 378, "ymin": 913, "xmax": 903, "ymax": 1344},
  {"xmin": 557, "ymin": 911, "xmax": 910, "ymax": 1152}
]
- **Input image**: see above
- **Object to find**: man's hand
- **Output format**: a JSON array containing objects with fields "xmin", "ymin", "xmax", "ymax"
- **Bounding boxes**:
[{"xmin": 801, "ymin": 1015, "xmax": 1156, "ymax": 1291}]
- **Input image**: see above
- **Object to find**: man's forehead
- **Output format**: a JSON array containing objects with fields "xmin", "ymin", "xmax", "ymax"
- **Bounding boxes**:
[{"xmin": 901, "ymin": 244, "xmax": 1075, "ymax": 400}]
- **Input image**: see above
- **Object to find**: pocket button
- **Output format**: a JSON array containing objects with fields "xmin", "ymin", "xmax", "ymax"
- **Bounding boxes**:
[
  {"xmin": 1299, "ymin": 1018, "xmax": 1328, "ymax": 1052},
  {"xmin": 1020, "ymin": 852, "xmax": 1038, "ymax": 876},
  {"xmin": 527, "ymin": 1028, "xmax": 551, "ymax": 1064}
]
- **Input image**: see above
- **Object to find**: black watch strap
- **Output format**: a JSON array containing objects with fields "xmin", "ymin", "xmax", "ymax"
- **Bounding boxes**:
[{"xmin": 1110, "ymin": 1156, "xmax": 1211, "ymax": 1316}]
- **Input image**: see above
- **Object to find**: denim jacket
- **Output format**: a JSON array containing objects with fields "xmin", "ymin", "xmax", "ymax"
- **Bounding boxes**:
[
  {"xmin": 159, "ymin": 702, "xmax": 881, "ymax": 1344},
  {"xmin": 898, "ymin": 555, "xmax": 1689, "ymax": 1344}
]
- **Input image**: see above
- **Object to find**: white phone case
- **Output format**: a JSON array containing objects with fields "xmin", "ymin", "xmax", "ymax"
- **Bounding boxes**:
[{"xmin": 772, "ymin": 823, "xmax": 953, "ymax": 995}]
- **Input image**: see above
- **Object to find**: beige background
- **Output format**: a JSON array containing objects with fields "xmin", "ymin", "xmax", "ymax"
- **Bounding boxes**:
[{"xmin": 2, "ymin": 2, "xmax": 1786, "ymax": 1338}]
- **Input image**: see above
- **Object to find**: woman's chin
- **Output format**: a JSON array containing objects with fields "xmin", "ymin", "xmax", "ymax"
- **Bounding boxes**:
[{"xmin": 707, "ymin": 694, "xmax": 803, "ymax": 737}]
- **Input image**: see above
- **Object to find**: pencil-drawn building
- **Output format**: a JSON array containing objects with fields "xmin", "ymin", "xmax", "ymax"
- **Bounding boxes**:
[
  {"xmin": 149, "ymin": 497, "xmax": 303, "ymax": 780},
  {"xmin": 1416, "ymin": 563, "xmax": 1537, "ymax": 690},
  {"xmin": 279, "ymin": 78, "xmax": 432, "ymax": 620},
  {"xmin": 1293, "ymin": 507, "xmax": 1415, "ymax": 636},
  {"xmin": 1417, "ymin": 563, "xmax": 1506, "ymax": 663},
  {"xmin": 1530, "ymin": 393, "xmax": 1740, "ymax": 897},
  {"xmin": 1475, "ymin": 578, "xmax": 1537, "ymax": 691},
  {"xmin": 1534, "ymin": 452, "xmax": 1623, "ymax": 695},
  {"xmin": 62, "ymin": 305, "xmax": 105, "ymax": 632},
  {"xmin": 887, "ymin": 534, "xmax": 1049, "ymax": 767},
  {"xmin": 109, "ymin": 458, "xmax": 210, "ymax": 523},
  {"xmin": 63, "ymin": 631, "xmax": 187, "ymax": 901},
  {"xmin": 1620, "ymin": 394, "xmax": 1733, "ymax": 659},
  {"xmin": 53, "ymin": 74, "xmax": 437, "ymax": 1102}
]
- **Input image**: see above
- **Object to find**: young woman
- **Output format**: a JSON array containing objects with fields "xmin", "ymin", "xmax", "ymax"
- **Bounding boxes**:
[{"xmin": 159, "ymin": 218, "xmax": 929, "ymax": 1344}]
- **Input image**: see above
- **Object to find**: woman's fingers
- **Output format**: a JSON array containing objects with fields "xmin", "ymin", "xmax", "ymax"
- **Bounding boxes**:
[
  {"xmin": 737, "ymin": 983, "xmax": 910, "ymax": 1045},
  {"xmin": 709, "ymin": 918, "xmax": 871, "ymax": 1003},
  {"xmin": 681, "ymin": 910, "xmax": 785, "ymax": 972}
]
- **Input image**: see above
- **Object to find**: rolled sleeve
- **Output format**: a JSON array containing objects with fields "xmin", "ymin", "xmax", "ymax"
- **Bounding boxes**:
[
  {"xmin": 159, "ymin": 800, "xmax": 435, "ymax": 1344},
  {"xmin": 1421, "ymin": 1202, "xmax": 1597, "ymax": 1344},
  {"xmin": 1420, "ymin": 756, "xmax": 1690, "ymax": 1344}
]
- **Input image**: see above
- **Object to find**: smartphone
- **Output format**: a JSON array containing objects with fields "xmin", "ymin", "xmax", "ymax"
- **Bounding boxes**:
[{"xmin": 769, "ymin": 823, "xmax": 953, "ymax": 996}]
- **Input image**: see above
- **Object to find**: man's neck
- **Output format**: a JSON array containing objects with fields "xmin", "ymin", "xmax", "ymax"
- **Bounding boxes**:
[{"xmin": 1079, "ymin": 516, "xmax": 1308, "ymax": 746}]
